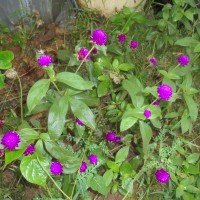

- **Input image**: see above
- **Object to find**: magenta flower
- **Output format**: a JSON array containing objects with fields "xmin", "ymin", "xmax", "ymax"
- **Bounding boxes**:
[
  {"xmin": 115, "ymin": 136, "xmax": 121, "ymax": 143},
  {"xmin": 92, "ymin": 48, "xmax": 98, "ymax": 54},
  {"xmin": 50, "ymin": 161, "xmax": 63, "ymax": 175},
  {"xmin": 88, "ymin": 154, "xmax": 98, "ymax": 164},
  {"xmin": 38, "ymin": 55, "xmax": 52, "ymax": 67},
  {"xmin": 129, "ymin": 40, "xmax": 138, "ymax": 49},
  {"xmin": 155, "ymin": 169, "xmax": 170, "ymax": 183},
  {"xmin": 118, "ymin": 33, "xmax": 126, "ymax": 43},
  {"xmin": 1, "ymin": 131, "xmax": 20, "ymax": 150},
  {"xmin": 24, "ymin": 143, "xmax": 35, "ymax": 156},
  {"xmin": 91, "ymin": 29, "xmax": 107, "ymax": 46},
  {"xmin": 144, "ymin": 109, "xmax": 151, "ymax": 118},
  {"xmin": 80, "ymin": 161, "xmax": 87, "ymax": 172},
  {"xmin": 0, "ymin": 121, "xmax": 4, "ymax": 127},
  {"xmin": 157, "ymin": 84, "xmax": 173, "ymax": 101},
  {"xmin": 153, "ymin": 101, "xmax": 160, "ymax": 106},
  {"xmin": 77, "ymin": 47, "xmax": 90, "ymax": 61},
  {"xmin": 106, "ymin": 132, "xmax": 116, "ymax": 142},
  {"xmin": 75, "ymin": 118, "xmax": 84, "ymax": 126},
  {"xmin": 149, "ymin": 57, "xmax": 157, "ymax": 65},
  {"xmin": 178, "ymin": 55, "xmax": 189, "ymax": 66}
]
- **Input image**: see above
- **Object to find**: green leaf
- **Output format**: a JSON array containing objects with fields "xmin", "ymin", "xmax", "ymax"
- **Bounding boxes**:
[
  {"xmin": 115, "ymin": 146, "xmax": 129, "ymax": 163},
  {"xmin": 150, "ymin": 118, "xmax": 162, "ymax": 129},
  {"xmin": 90, "ymin": 175, "xmax": 108, "ymax": 196},
  {"xmin": 18, "ymin": 128, "xmax": 40, "ymax": 141},
  {"xmin": 20, "ymin": 154, "xmax": 48, "ymax": 187},
  {"xmin": 184, "ymin": 9, "xmax": 194, "ymax": 21},
  {"xmin": 107, "ymin": 160, "xmax": 119, "ymax": 173},
  {"xmin": 94, "ymin": 56, "xmax": 112, "ymax": 68},
  {"xmin": 175, "ymin": 37, "xmax": 199, "ymax": 47},
  {"xmin": 183, "ymin": 192, "xmax": 195, "ymax": 200},
  {"xmin": 70, "ymin": 99, "xmax": 96, "ymax": 130},
  {"xmin": 103, "ymin": 170, "xmax": 113, "ymax": 186},
  {"xmin": 0, "ymin": 51, "xmax": 14, "ymax": 69},
  {"xmin": 107, "ymin": 44, "xmax": 123, "ymax": 55},
  {"xmin": 97, "ymin": 80, "xmax": 111, "ymax": 97},
  {"xmin": 122, "ymin": 78, "xmax": 144, "ymax": 107},
  {"xmin": 27, "ymin": 79, "xmax": 50, "ymax": 112},
  {"xmin": 159, "ymin": 70, "xmax": 180, "ymax": 79},
  {"xmin": 5, "ymin": 148, "xmax": 26, "ymax": 167},
  {"xmin": 185, "ymin": 164, "xmax": 199, "ymax": 174},
  {"xmin": 120, "ymin": 162, "xmax": 133, "ymax": 178},
  {"xmin": 176, "ymin": 186, "xmax": 184, "ymax": 198},
  {"xmin": 56, "ymin": 72, "xmax": 94, "ymax": 90},
  {"xmin": 0, "ymin": 73, "xmax": 5, "ymax": 89},
  {"xmin": 139, "ymin": 121, "xmax": 152, "ymax": 156},
  {"xmin": 48, "ymin": 96, "xmax": 68, "ymax": 140},
  {"xmin": 184, "ymin": 95, "xmax": 198, "ymax": 121},
  {"xmin": 57, "ymin": 50, "xmax": 72, "ymax": 62},
  {"xmin": 181, "ymin": 110, "xmax": 190, "ymax": 133},
  {"xmin": 194, "ymin": 43, "xmax": 200, "ymax": 53},
  {"xmin": 118, "ymin": 63, "xmax": 134, "ymax": 71},
  {"xmin": 120, "ymin": 117, "xmax": 137, "ymax": 132},
  {"xmin": 186, "ymin": 153, "xmax": 200, "ymax": 164}
]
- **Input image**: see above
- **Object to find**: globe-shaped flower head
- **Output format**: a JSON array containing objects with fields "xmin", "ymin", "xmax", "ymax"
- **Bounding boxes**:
[
  {"xmin": 129, "ymin": 40, "xmax": 138, "ymax": 49},
  {"xmin": 144, "ymin": 110, "xmax": 151, "ymax": 118},
  {"xmin": 91, "ymin": 29, "xmax": 107, "ymax": 46},
  {"xmin": 149, "ymin": 57, "xmax": 157, "ymax": 65},
  {"xmin": 106, "ymin": 132, "xmax": 116, "ymax": 142},
  {"xmin": 50, "ymin": 161, "xmax": 63, "ymax": 175},
  {"xmin": 1, "ymin": 131, "xmax": 20, "ymax": 150},
  {"xmin": 80, "ymin": 161, "xmax": 87, "ymax": 172},
  {"xmin": 153, "ymin": 101, "xmax": 160, "ymax": 106},
  {"xmin": 115, "ymin": 136, "xmax": 121, "ymax": 143},
  {"xmin": 178, "ymin": 55, "xmax": 189, "ymax": 66},
  {"xmin": 24, "ymin": 143, "xmax": 35, "ymax": 156},
  {"xmin": 77, "ymin": 47, "xmax": 90, "ymax": 61},
  {"xmin": 118, "ymin": 33, "xmax": 126, "ymax": 43},
  {"xmin": 155, "ymin": 169, "xmax": 170, "ymax": 183},
  {"xmin": 157, "ymin": 84, "xmax": 173, "ymax": 101},
  {"xmin": 88, "ymin": 154, "xmax": 98, "ymax": 165},
  {"xmin": 38, "ymin": 55, "xmax": 52, "ymax": 67},
  {"xmin": 92, "ymin": 48, "xmax": 98, "ymax": 54}
]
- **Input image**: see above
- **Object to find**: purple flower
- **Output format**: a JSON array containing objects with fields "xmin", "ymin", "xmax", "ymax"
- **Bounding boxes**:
[
  {"xmin": 115, "ymin": 136, "xmax": 121, "ymax": 143},
  {"xmin": 144, "ymin": 109, "xmax": 151, "ymax": 118},
  {"xmin": 80, "ymin": 161, "xmax": 87, "ymax": 172},
  {"xmin": 153, "ymin": 101, "xmax": 160, "ymax": 106},
  {"xmin": 75, "ymin": 118, "xmax": 84, "ymax": 126},
  {"xmin": 157, "ymin": 84, "xmax": 173, "ymax": 101},
  {"xmin": 38, "ymin": 55, "xmax": 52, "ymax": 67},
  {"xmin": 118, "ymin": 34, "xmax": 126, "ymax": 43},
  {"xmin": 50, "ymin": 161, "xmax": 63, "ymax": 175},
  {"xmin": 129, "ymin": 40, "xmax": 138, "ymax": 49},
  {"xmin": 24, "ymin": 143, "xmax": 35, "ymax": 156},
  {"xmin": 155, "ymin": 169, "xmax": 170, "ymax": 183},
  {"xmin": 0, "ymin": 121, "xmax": 4, "ymax": 127},
  {"xmin": 91, "ymin": 29, "xmax": 107, "ymax": 46},
  {"xmin": 77, "ymin": 47, "xmax": 90, "ymax": 61},
  {"xmin": 88, "ymin": 154, "xmax": 98, "ymax": 164},
  {"xmin": 178, "ymin": 55, "xmax": 189, "ymax": 66},
  {"xmin": 92, "ymin": 48, "xmax": 98, "ymax": 54},
  {"xmin": 106, "ymin": 132, "xmax": 116, "ymax": 142},
  {"xmin": 1, "ymin": 131, "xmax": 20, "ymax": 150},
  {"xmin": 149, "ymin": 57, "xmax": 157, "ymax": 65}
]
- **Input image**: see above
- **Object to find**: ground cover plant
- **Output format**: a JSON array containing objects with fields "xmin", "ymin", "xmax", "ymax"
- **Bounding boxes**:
[{"xmin": 0, "ymin": 0, "xmax": 200, "ymax": 199}]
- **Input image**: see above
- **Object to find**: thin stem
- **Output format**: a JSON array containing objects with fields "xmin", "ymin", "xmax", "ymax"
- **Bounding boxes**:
[
  {"xmin": 75, "ymin": 46, "xmax": 95, "ymax": 73},
  {"xmin": 36, "ymin": 154, "xmax": 71, "ymax": 200},
  {"xmin": 51, "ymin": 81, "xmax": 62, "ymax": 95},
  {"xmin": 16, "ymin": 72, "xmax": 24, "ymax": 121}
]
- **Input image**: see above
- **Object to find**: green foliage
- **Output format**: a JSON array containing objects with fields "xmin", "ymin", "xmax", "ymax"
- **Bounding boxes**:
[{"xmin": 1, "ymin": 1, "xmax": 199, "ymax": 200}]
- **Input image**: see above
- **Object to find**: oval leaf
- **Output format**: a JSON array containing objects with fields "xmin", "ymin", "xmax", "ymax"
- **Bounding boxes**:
[
  {"xmin": 20, "ymin": 154, "xmax": 48, "ymax": 187},
  {"xmin": 56, "ymin": 72, "xmax": 94, "ymax": 90},
  {"xmin": 115, "ymin": 146, "xmax": 129, "ymax": 163},
  {"xmin": 48, "ymin": 96, "xmax": 68, "ymax": 140},
  {"xmin": 70, "ymin": 99, "xmax": 96, "ymax": 130},
  {"xmin": 27, "ymin": 79, "xmax": 50, "ymax": 112},
  {"xmin": 120, "ymin": 117, "xmax": 137, "ymax": 132}
]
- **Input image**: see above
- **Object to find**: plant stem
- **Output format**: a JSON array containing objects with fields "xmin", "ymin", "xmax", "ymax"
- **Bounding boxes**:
[
  {"xmin": 51, "ymin": 81, "xmax": 62, "ymax": 95},
  {"xmin": 16, "ymin": 72, "xmax": 24, "ymax": 121},
  {"xmin": 36, "ymin": 154, "xmax": 71, "ymax": 200},
  {"xmin": 75, "ymin": 46, "xmax": 95, "ymax": 73}
]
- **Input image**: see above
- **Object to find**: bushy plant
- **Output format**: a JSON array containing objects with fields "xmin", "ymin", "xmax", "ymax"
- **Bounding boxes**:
[{"xmin": 0, "ymin": 1, "xmax": 200, "ymax": 200}]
